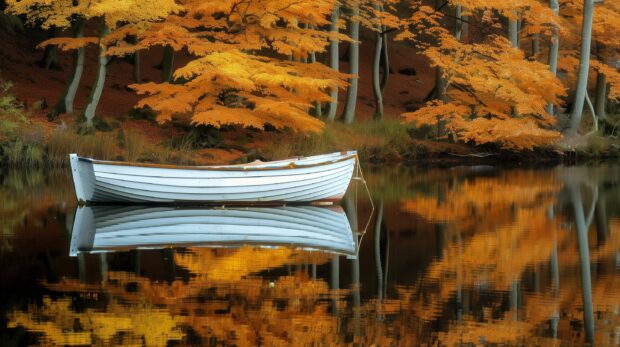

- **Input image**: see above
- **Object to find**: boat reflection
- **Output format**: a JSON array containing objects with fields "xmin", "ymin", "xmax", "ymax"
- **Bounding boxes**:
[{"xmin": 70, "ymin": 205, "xmax": 357, "ymax": 257}]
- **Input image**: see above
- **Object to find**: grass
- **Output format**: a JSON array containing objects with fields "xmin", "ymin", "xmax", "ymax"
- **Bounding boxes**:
[
  {"xmin": 260, "ymin": 119, "xmax": 414, "ymax": 161},
  {"xmin": 46, "ymin": 129, "xmax": 117, "ymax": 167}
]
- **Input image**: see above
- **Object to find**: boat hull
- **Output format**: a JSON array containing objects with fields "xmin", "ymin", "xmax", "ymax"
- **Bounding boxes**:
[{"xmin": 70, "ymin": 151, "xmax": 357, "ymax": 203}]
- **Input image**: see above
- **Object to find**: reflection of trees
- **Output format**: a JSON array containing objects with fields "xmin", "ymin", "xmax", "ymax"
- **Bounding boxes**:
[
  {"xmin": 5, "ymin": 167, "xmax": 620, "ymax": 345},
  {"xmin": 8, "ymin": 297, "xmax": 184, "ymax": 346},
  {"xmin": 397, "ymin": 169, "xmax": 620, "ymax": 345},
  {"xmin": 9, "ymin": 247, "xmax": 347, "ymax": 346},
  {"xmin": 0, "ymin": 169, "xmax": 74, "ymax": 253}
]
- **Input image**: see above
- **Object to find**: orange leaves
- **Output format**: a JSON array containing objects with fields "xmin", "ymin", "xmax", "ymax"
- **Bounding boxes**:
[
  {"xmin": 402, "ymin": 35, "xmax": 564, "ymax": 150},
  {"xmin": 37, "ymin": 37, "xmax": 98, "ymax": 51},
  {"xmin": 124, "ymin": 0, "xmax": 349, "ymax": 132},
  {"xmin": 135, "ymin": 50, "xmax": 346, "ymax": 131}
]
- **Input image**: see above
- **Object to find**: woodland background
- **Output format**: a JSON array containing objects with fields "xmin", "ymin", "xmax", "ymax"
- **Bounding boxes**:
[{"xmin": 0, "ymin": 0, "xmax": 618, "ymax": 166}]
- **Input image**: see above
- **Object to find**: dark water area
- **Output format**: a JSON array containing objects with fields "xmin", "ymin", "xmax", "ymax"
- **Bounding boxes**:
[{"xmin": 0, "ymin": 165, "xmax": 619, "ymax": 346}]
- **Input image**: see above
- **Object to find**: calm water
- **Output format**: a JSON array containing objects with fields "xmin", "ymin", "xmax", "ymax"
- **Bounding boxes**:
[{"xmin": 1, "ymin": 165, "xmax": 619, "ymax": 346}]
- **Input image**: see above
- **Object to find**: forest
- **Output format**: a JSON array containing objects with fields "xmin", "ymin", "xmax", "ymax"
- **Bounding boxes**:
[{"xmin": 0, "ymin": 0, "xmax": 618, "ymax": 165}]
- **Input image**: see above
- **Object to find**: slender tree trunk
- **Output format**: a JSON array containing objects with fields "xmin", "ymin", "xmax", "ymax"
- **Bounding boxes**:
[
  {"xmin": 509, "ymin": 17, "xmax": 519, "ymax": 48},
  {"xmin": 341, "ymin": 5, "xmax": 360, "ymax": 124},
  {"xmin": 568, "ymin": 0, "xmax": 595, "ymax": 134},
  {"xmin": 547, "ymin": 0, "xmax": 560, "ymax": 115},
  {"xmin": 132, "ymin": 36, "xmax": 141, "ymax": 83},
  {"xmin": 161, "ymin": 45, "xmax": 174, "ymax": 82},
  {"xmin": 40, "ymin": 26, "xmax": 61, "ymax": 70},
  {"xmin": 372, "ymin": 4, "xmax": 384, "ymax": 120},
  {"xmin": 82, "ymin": 22, "xmax": 109, "ymax": 127},
  {"xmin": 461, "ymin": 13, "xmax": 469, "ymax": 42},
  {"xmin": 379, "ymin": 4, "xmax": 389, "ymax": 93},
  {"xmin": 434, "ymin": 0, "xmax": 446, "ymax": 102},
  {"xmin": 595, "ymin": 71, "xmax": 607, "ymax": 121},
  {"xmin": 308, "ymin": 27, "xmax": 322, "ymax": 118},
  {"xmin": 326, "ymin": 5, "xmax": 340, "ymax": 121},
  {"xmin": 49, "ymin": 19, "xmax": 85, "ymax": 119},
  {"xmin": 455, "ymin": 5, "xmax": 463, "ymax": 40},
  {"xmin": 531, "ymin": 34, "xmax": 540, "ymax": 58}
]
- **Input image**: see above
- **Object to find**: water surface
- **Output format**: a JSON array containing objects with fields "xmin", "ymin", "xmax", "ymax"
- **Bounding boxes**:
[{"xmin": 1, "ymin": 165, "xmax": 619, "ymax": 346}]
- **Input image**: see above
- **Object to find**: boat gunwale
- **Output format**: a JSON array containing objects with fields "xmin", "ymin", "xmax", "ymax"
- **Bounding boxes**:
[{"xmin": 78, "ymin": 151, "xmax": 357, "ymax": 172}]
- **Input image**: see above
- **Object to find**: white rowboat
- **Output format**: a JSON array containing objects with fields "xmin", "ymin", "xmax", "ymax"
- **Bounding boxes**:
[
  {"xmin": 69, "ymin": 151, "xmax": 358, "ymax": 204},
  {"xmin": 70, "ymin": 205, "xmax": 356, "ymax": 256}
]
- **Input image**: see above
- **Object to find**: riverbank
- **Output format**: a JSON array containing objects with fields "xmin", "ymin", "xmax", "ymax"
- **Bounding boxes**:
[{"xmin": 1, "ymin": 107, "xmax": 619, "ymax": 169}]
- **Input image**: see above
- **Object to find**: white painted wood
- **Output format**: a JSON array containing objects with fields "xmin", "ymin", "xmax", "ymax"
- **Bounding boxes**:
[
  {"xmin": 70, "ymin": 151, "xmax": 357, "ymax": 203},
  {"xmin": 70, "ymin": 206, "xmax": 356, "ymax": 256}
]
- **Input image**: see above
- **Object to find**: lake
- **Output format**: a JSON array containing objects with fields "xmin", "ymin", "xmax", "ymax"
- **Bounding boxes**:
[{"xmin": 0, "ymin": 165, "xmax": 619, "ymax": 346}]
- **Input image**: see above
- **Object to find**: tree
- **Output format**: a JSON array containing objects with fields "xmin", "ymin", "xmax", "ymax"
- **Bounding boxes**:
[
  {"xmin": 568, "ymin": 0, "xmax": 596, "ymax": 134},
  {"xmin": 325, "ymin": 4, "xmax": 340, "ymax": 121},
  {"xmin": 341, "ymin": 0, "xmax": 361, "ymax": 124},
  {"xmin": 399, "ymin": 2, "xmax": 565, "ymax": 150},
  {"xmin": 547, "ymin": 0, "xmax": 560, "ymax": 114},
  {"xmin": 6, "ymin": 0, "xmax": 92, "ymax": 118},
  {"xmin": 114, "ymin": 0, "xmax": 349, "ymax": 132},
  {"xmin": 80, "ymin": 0, "xmax": 182, "ymax": 127}
]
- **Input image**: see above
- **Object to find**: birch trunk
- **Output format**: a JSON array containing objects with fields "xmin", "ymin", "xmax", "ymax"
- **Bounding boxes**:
[
  {"xmin": 379, "ymin": 4, "xmax": 389, "ymax": 93},
  {"xmin": 372, "ymin": 4, "xmax": 384, "ymax": 120},
  {"xmin": 509, "ymin": 18, "xmax": 519, "ymax": 48},
  {"xmin": 547, "ymin": 0, "xmax": 560, "ymax": 114},
  {"xmin": 568, "ymin": 0, "xmax": 595, "ymax": 134},
  {"xmin": 82, "ymin": 22, "xmax": 109, "ymax": 127},
  {"xmin": 342, "ymin": 5, "xmax": 360, "ymax": 124},
  {"xmin": 455, "ymin": 5, "xmax": 463, "ymax": 41},
  {"xmin": 50, "ymin": 19, "xmax": 85, "ymax": 118},
  {"xmin": 326, "ymin": 5, "xmax": 340, "ymax": 121}
]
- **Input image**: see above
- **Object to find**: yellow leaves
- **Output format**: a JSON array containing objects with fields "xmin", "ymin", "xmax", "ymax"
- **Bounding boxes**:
[
  {"xmin": 9, "ymin": 297, "xmax": 185, "ymax": 346},
  {"xmin": 402, "ymin": 35, "xmax": 564, "ymax": 150},
  {"xmin": 136, "ymin": 50, "xmax": 346, "ymax": 132},
  {"xmin": 402, "ymin": 101, "xmax": 469, "ymax": 126}
]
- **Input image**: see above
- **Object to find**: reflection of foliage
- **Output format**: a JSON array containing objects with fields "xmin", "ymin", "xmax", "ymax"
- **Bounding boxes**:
[
  {"xmin": 8, "ymin": 297, "xmax": 184, "ymax": 346},
  {"xmin": 0, "ymin": 169, "xmax": 73, "ymax": 253}
]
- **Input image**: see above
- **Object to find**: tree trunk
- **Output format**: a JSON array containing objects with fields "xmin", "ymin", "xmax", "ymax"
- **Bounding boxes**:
[
  {"xmin": 326, "ymin": 5, "xmax": 340, "ymax": 121},
  {"xmin": 379, "ymin": 4, "xmax": 389, "ymax": 93},
  {"xmin": 82, "ymin": 22, "xmax": 110, "ymax": 127},
  {"xmin": 509, "ymin": 18, "xmax": 519, "ymax": 48},
  {"xmin": 595, "ymin": 71, "xmax": 607, "ymax": 121},
  {"xmin": 308, "ymin": 26, "xmax": 322, "ymax": 118},
  {"xmin": 433, "ymin": 0, "xmax": 446, "ymax": 102},
  {"xmin": 49, "ymin": 19, "xmax": 85, "ymax": 119},
  {"xmin": 161, "ymin": 45, "xmax": 174, "ymax": 82},
  {"xmin": 531, "ymin": 33, "xmax": 540, "ymax": 59},
  {"xmin": 132, "ymin": 36, "xmax": 141, "ymax": 83},
  {"xmin": 547, "ymin": 0, "xmax": 560, "ymax": 115},
  {"xmin": 455, "ymin": 5, "xmax": 463, "ymax": 40},
  {"xmin": 40, "ymin": 26, "xmax": 62, "ymax": 70},
  {"xmin": 568, "ymin": 0, "xmax": 595, "ymax": 134},
  {"xmin": 341, "ymin": 5, "xmax": 360, "ymax": 124},
  {"xmin": 372, "ymin": 4, "xmax": 384, "ymax": 120}
]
